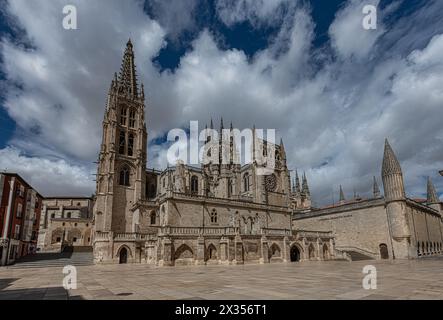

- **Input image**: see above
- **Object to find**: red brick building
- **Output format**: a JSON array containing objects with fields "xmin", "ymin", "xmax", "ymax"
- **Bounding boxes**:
[{"xmin": 0, "ymin": 173, "xmax": 43, "ymax": 266}]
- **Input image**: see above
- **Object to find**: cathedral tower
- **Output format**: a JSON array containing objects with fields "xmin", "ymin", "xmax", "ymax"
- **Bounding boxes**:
[
  {"xmin": 94, "ymin": 40, "xmax": 147, "ymax": 234},
  {"xmin": 381, "ymin": 139, "xmax": 411, "ymax": 259}
]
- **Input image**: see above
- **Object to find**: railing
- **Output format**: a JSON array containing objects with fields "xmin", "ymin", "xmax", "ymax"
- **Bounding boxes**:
[
  {"xmin": 295, "ymin": 230, "xmax": 334, "ymax": 239},
  {"xmin": 95, "ymin": 231, "xmax": 110, "ymax": 240},
  {"xmin": 261, "ymin": 228, "xmax": 292, "ymax": 236},
  {"xmin": 335, "ymin": 246, "xmax": 378, "ymax": 258},
  {"xmin": 162, "ymin": 226, "xmax": 238, "ymax": 236},
  {"xmin": 113, "ymin": 233, "xmax": 156, "ymax": 241}
]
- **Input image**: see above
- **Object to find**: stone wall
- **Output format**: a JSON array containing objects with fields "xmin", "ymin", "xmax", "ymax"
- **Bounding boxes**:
[{"xmin": 294, "ymin": 200, "xmax": 391, "ymax": 258}]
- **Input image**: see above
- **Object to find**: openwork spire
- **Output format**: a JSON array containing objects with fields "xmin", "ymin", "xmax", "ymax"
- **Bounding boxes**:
[
  {"xmin": 118, "ymin": 39, "xmax": 139, "ymax": 98},
  {"xmin": 427, "ymin": 177, "xmax": 439, "ymax": 204},
  {"xmin": 382, "ymin": 139, "xmax": 402, "ymax": 177},
  {"xmin": 302, "ymin": 172, "xmax": 310, "ymax": 196},
  {"xmin": 295, "ymin": 170, "xmax": 301, "ymax": 194}
]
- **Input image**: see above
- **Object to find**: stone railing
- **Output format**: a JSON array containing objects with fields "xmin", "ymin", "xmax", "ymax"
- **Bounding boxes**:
[
  {"xmin": 113, "ymin": 233, "xmax": 156, "ymax": 241},
  {"xmin": 94, "ymin": 231, "xmax": 110, "ymax": 241},
  {"xmin": 295, "ymin": 230, "xmax": 334, "ymax": 239},
  {"xmin": 335, "ymin": 246, "xmax": 379, "ymax": 259},
  {"xmin": 261, "ymin": 228, "xmax": 292, "ymax": 237},
  {"xmin": 161, "ymin": 226, "xmax": 238, "ymax": 236}
]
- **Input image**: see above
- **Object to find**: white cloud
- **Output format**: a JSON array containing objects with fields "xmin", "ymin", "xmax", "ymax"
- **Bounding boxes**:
[
  {"xmin": 329, "ymin": 0, "xmax": 384, "ymax": 60},
  {"xmin": 215, "ymin": 0, "xmax": 295, "ymax": 27},
  {"xmin": 0, "ymin": 147, "xmax": 94, "ymax": 196}
]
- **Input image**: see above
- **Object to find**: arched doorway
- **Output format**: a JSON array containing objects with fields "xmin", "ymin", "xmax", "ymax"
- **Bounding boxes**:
[
  {"xmin": 290, "ymin": 245, "xmax": 301, "ymax": 262},
  {"xmin": 119, "ymin": 247, "xmax": 128, "ymax": 264},
  {"xmin": 379, "ymin": 244, "xmax": 389, "ymax": 259}
]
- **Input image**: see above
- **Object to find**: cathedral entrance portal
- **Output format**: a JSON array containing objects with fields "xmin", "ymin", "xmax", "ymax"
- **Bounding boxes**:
[
  {"xmin": 290, "ymin": 245, "xmax": 301, "ymax": 262},
  {"xmin": 119, "ymin": 247, "xmax": 128, "ymax": 264}
]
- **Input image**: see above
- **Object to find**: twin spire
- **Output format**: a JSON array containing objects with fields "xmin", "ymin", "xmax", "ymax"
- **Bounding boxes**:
[{"xmin": 292, "ymin": 170, "xmax": 310, "ymax": 197}]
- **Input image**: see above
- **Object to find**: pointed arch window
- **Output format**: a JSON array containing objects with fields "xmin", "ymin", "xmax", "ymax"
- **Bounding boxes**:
[
  {"xmin": 191, "ymin": 175, "xmax": 199, "ymax": 194},
  {"xmin": 119, "ymin": 166, "xmax": 130, "ymax": 186},
  {"xmin": 129, "ymin": 109, "xmax": 136, "ymax": 128},
  {"xmin": 128, "ymin": 133, "xmax": 134, "ymax": 156},
  {"xmin": 119, "ymin": 131, "xmax": 126, "ymax": 155},
  {"xmin": 150, "ymin": 211, "xmax": 156, "ymax": 225},
  {"xmin": 210, "ymin": 209, "xmax": 217, "ymax": 224},
  {"xmin": 120, "ymin": 107, "xmax": 127, "ymax": 126},
  {"xmin": 243, "ymin": 173, "xmax": 250, "ymax": 192}
]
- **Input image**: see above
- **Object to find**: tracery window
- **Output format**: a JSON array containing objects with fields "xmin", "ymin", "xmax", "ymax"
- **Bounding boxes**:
[
  {"xmin": 191, "ymin": 176, "xmax": 199, "ymax": 194},
  {"xmin": 243, "ymin": 173, "xmax": 250, "ymax": 192},
  {"xmin": 210, "ymin": 209, "xmax": 217, "ymax": 224},
  {"xmin": 120, "ymin": 107, "xmax": 127, "ymax": 126},
  {"xmin": 129, "ymin": 109, "xmax": 136, "ymax": 128},
  {"xmin": 119, "ymin": 166, "xmax": 130, "ymax": 186},
  {"xmin": 128, "ymin": 133, "xmax": 134, "ymax": 156},
  {"xmin": 119, "ymin": 131, "xmax": 126, "ymax": 155}
]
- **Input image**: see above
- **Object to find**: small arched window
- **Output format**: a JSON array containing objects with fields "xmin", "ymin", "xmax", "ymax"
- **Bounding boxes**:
[
  {"xmin": 191, "ymin": 176, "xmax": 199, "ymax": 194},
  {"xmin": 119, "ymin": 131, "xmax": 126, "ymax": 155},
  {"xmin": 243, "ymin": 173, "xmax": 250, "ymax": 192},
  {"xmin": 120, "ymin": 107, "xmax": 127, "ymax": 126},
  {"xmin": 119, "ymin": 166, "xmax": 130, "ymax": 186},
  {"xmin": 150, "ymin": 211, "xmax": 156, "ymax": 225},
  {"xmin": 128, "ymin": 133, "xmax": 134, "ymax": 156},
  {"xmin": 210, "ymin": 209, "xmax": 217, "ymax": 224},
  {"xmin": 129, "ymin": 109, "xmax": 136, "ymax": 128}
]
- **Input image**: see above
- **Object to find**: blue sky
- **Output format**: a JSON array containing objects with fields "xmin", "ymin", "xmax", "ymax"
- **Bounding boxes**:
[{"xmin": 0, "ymin": 0, "xmax": 442, "ymax": 204}]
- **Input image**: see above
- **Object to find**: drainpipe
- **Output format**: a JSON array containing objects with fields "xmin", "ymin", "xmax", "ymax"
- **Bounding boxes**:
[{"xmin": 1, "ymin": 177, "xmax": 15, "ymax": 266}]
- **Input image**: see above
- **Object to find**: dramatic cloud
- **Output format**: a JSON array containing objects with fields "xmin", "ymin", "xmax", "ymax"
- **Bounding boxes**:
[
  {"xmin": 0, "ymin": 147, "xmax": 93, "ymax": 196},
  {"xmin": 0, "ymin": 0, "xmax": 442, "ymax": 204},
  {"xmin": 215, "ymin": 0, "xmax": 296, "ymax": 27}
]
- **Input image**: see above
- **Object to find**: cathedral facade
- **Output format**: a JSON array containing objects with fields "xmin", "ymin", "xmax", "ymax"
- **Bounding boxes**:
[
  {"xmin": 92, "ymin": 41, "xmax": 442, "ymax": 266},
  {"xmin": 92, "ymin": 41, "xmax": 335, "ymax": 265}
]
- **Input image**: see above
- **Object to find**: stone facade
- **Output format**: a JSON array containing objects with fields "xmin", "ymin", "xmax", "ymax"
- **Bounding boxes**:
[
  {"xmin": 294, "ymin": 140, "xmax": 443, "ymax": 260},
  {"xmin": 92, "ymin": 41, "xmax": 335, "ymax": 265},
  {"xmin": 37, "ymin": 197, "xmax": 93, "ymax": 252},
  {"xmin": 92, "ymin": 41, "xmax": 442, "ymax": 265},
  {"xmin": 0, "ymin": 173, "xmax": 43, "ymax": 266}
]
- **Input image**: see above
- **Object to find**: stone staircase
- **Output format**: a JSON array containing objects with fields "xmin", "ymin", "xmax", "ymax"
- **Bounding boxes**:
[
  {"xmin": 7, "ymin": 250, "xmax": 94, "ymax": 269},
  {"xmin": 335, "ymin": 246, "xmax": 378, "ymax": 261}
]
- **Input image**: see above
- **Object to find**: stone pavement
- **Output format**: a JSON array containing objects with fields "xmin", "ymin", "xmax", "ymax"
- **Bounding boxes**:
[{"xmin": 1, "ymin": 257, "xmax": 443, "ymax": 300}]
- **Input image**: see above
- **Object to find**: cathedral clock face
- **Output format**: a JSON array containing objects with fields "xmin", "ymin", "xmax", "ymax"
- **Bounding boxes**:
[{"xmin": 265, "ymin": 174, "xmax": 277, "ymax": 192}]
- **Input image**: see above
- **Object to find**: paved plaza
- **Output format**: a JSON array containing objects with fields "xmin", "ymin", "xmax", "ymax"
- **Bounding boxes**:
[{"xmin": 1, "ymin": 257, "xmax": 443, "ymax": 300}]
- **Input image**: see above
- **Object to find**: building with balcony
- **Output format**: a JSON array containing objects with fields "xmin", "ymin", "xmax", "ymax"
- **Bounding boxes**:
[{"xmin": 0, "ymin": 173, "xmax": 43, "ymax": 266}]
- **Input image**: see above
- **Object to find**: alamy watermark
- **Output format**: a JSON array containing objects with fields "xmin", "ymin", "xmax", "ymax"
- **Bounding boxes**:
[
  {"xmin": 63, "ymin": 265, "xmax": 77, "ymax": 290},
  {"xmin": 362, "ymin": 265, "xmax": 377, "ymax": 290},
  {"xmin": 63, "ymin": 5, "xmax": 77, "ymax": 30},
  {"xmin": 362, "ymin": 5, "xmax": 377, "ymax": 30}
]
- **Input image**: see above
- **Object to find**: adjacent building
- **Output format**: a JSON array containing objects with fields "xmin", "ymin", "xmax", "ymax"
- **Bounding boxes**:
[
  {"xmin": 37, "ymin": 197, "xmax": 94, "ymax": 252},
  {"xmin": 294, "ymin": 140, "xmax": 443, "ymax": 260},
  {"xmin": 0, "ymin": 173, "xmax": 43, "ymax": 266}
]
